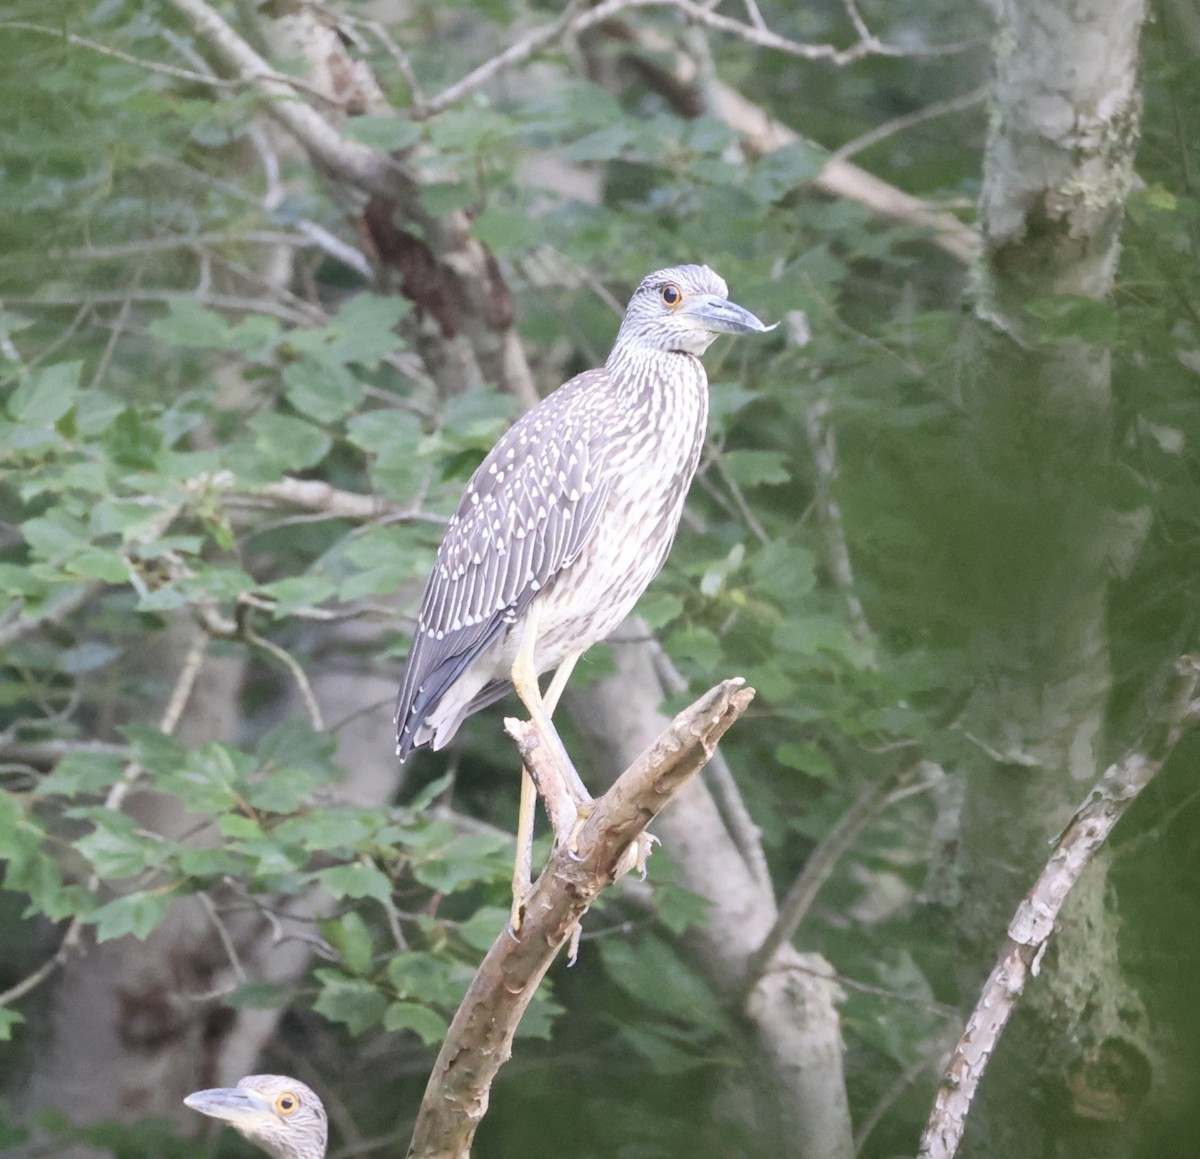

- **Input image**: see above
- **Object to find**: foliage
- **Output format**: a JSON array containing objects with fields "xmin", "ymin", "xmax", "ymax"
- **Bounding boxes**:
[{"xmin": 1, "ymin": 0, "xmax": 1199, "ymax": 1156}]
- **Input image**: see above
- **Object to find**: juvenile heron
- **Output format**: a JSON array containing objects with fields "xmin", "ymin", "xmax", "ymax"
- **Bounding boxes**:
[
  {"xmin": 394, "ymin": 265, "xmax": 773, "ymax": 921},
  {"xmin": 184, "ymin": 1074, "xmax": 327, "ymax": 1159}
]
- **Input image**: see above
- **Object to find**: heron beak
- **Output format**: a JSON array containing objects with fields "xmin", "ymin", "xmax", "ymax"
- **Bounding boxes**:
[
  {"xmin": 184, "ymin": 1086, "xmax": 273, "ymax": 1127},
  {"xmin": 680, "ymin": 293, "xmax": 777, "ymax": 335}
]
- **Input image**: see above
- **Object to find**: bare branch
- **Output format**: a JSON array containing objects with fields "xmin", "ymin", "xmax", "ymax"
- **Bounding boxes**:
[
  {"xmin": 0, "ymin": 583, "xmax": 99, "ymax": 649},
  {"xmin": 415, "ymin": 0, "xmax": 978, "ymax": 118},
  {"xmin": 166, "ymin": 0, "xmax": 409, "ymax": 198},
  {"xmin": 243, "ymin": 623, "xmax": 325, "ymax": 730},
  {"xmin": 707, "ymin": 83, "xmax": 980, "ymax": 263},
  {"xmin": 0, "ymin": 20, "xmax": 347, "ymax": 107},
  {"xmin": 408, "ymin": 678, "xmax": 755, "ymax": 1159},
  {"xmin": 648, "ymin": 639, "xmax": 772, "ymax": 892},
  {"xmin": 918, "ymin": 656, "xmax": 1200, "ymax": 1159},
  {"xmin": 805, "ymin": 399, "xmax": 872, "ymax": 642},
  {"xmin": 831, "ymin": 85, "xmax": 989, "ymax": 163},
  {"xmin": 0, "ymin": 629, "xmax": 211, "ymax": 1013},
  {"xmin": 4, "ymin": 289, "xmax": 321, "ymax": 325},
  {"xmin": 257, "ymin": 477, "xmax": 397, "ymax": 521},
  {"xmin": 745, "ymin": 760, "xmax": 919, "ymax": 994}
]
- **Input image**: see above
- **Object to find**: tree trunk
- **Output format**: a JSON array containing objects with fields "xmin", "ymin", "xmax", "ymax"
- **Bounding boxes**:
[{"xmin": 951, "ymin": 0, "xmax": 1151, "ymax": 1153}]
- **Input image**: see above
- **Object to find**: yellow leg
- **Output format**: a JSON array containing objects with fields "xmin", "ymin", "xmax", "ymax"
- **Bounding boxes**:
[
  {"xmin": 542, "ymin": 651, "xmax": 579, "ymax": 715},
  {"xmin": 511, "ymin": 762, "xmax": 537, "ymax": 930},
  {"xmin": 509, "ymin": 616, "xmax": 589, "ymax": 931}
]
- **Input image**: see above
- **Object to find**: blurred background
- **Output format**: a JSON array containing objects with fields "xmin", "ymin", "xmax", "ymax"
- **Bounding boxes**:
[{"xmin": 0, "ymin": 0, "xmax": 1196, "ymax": 1156}]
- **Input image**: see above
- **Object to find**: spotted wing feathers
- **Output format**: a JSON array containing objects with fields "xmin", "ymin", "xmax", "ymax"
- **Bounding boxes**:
[{"xmin": 395, "ymin": 370, "xmax": 612, "ymax": 757}]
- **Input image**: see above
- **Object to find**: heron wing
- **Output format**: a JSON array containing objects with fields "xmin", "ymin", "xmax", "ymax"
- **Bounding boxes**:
[{"xmin": 395, "ymin": 369, "xmax": 614, "ymax": 754}]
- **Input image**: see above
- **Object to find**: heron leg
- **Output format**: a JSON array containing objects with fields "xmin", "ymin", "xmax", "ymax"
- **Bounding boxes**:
[
  {"xmin": 540, "ymin": 650, "xmax": 590, "ymax": 803},
  {"xmin": 509, "ymin": 607, "xmax": 586, "ymax": 929}
]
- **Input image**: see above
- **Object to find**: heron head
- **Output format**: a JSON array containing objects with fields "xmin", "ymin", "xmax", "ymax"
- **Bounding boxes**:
[
  {"xmin": 613, "ymin": 264, "xmax": 775, "ymax": 358},
  {"xmin": 185, "ymin": 1074, "xmax": 327, "ymax": 1159}
]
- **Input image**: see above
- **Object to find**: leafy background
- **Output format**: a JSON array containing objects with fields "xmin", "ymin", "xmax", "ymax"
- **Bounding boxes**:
[{"xmin": 2, "ymin": 0, "xmax": 1199, "ymax": 1157}]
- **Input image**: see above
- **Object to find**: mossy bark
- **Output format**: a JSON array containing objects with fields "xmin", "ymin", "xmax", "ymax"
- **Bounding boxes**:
[{"xmin": 951, "ymin": 0, "xmax": 1151, "ymax": 1154}]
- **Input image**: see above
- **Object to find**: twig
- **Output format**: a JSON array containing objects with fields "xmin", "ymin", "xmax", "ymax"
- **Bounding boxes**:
[
  {"xmin": 3, "ymin": 289, "xmax": 321, "ymax": 325},
  {"xmin": 0, "ymin": 20, "xmax": 346, "ymax": 107},
  {"xmin": 805, "ymin": 400, "xmax": 872, "ymax": 643},
  {"xmin": 917, "ymin": 656, "xmax": 1200, "ymax": 1159},
  {"xmin": 242, "ymin": 620, "xmax": 325, "ymax": 731},
  {"xmin": 0, "ymin": 583, "xmax": 100, "ymax": 649},
  {"xmin": 415, "ymin": 0, "xmax": 976, "ymax": 119},
  {"xmin": 704, "ymin": 81, "xmax": 980, "ymax": 263},
  {"xmin": 831, "ymin": 86, "xmax": 989, "ymax": 163},
  {"xmin": 856, "ymin": 1034, "xmax": 950, "ymax": 1155},
  {"xmin": 0, "ymin": 630, "xmax": 211, "ymax": 1012},
  {"xmin": 198, "ymin": 890, "xmax": 249, "ymax": 984},
  {"xmin": 649, "ymin": 640, "xmax": 773, "ymax": 893},
  {"xmin": 166, "ymin": 0, "xmax": 409, "ymax": 199},
  {"xmin": 407, "ymin": 678, "xmax": 755, "ymax": 1159},
  {"xmin": 744, "ymin": 760, "xmax": 920, "ymax": 996},
  {"xmin": 87, "ymin": 262, "xmax": 144, "ymax": 390},
  {"xmin": 256, "ymin": 477, "xmax": 397, "ymax": 521}
]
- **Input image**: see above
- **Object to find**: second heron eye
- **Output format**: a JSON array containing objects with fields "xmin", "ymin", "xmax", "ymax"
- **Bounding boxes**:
[{"xmin": 660, "ymin": 283, "xmax": 682, "ymax": 307}]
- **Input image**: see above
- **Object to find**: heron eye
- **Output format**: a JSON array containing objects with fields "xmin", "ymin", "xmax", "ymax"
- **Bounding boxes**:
[
  {"xmin": 660, "ymin": 283, "xmax": 682, "ymax": 307},
  {"xmin": 275, "ymin": 1092, "xmax": 299, "ymax": 1115}
]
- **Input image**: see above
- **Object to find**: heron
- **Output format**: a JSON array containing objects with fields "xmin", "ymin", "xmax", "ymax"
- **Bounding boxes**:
[
  {"xmin": 184, "ymin": 1074, "xmax": 327, "ymax": 1159},
  {"xmin": 394, "ymin": 264, "xmax": 774, "ymax": 924}
]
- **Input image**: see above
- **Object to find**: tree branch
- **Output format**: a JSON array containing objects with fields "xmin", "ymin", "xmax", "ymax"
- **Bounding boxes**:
[
  {"xmin": 407, "ymin": 678, "xmax": 755, "ymax": 1159},
  {"xmin": 918, "ymin": 656, "xmax": 1200, "ymax": 1159},
  {"xmin": 414, "ymin": 0, "xmax": 977, "ymax": 119},
  {"xmin": 166, "ymin": 0, "xmax": 410, "ymax": 199},
  {"xmin": 744, "ymin": 759, "xmax": 918, "ymax": 996}
]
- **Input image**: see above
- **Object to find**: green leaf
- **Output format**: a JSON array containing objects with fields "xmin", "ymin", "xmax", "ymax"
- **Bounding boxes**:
[
  {"xmin": 74, "ymin": 389, "xmax": 126, "ymax": 435},
  {"xmin": 148, "ymin": 299, "xmax": 232, "ymax": 347},
  {"xmin": 0, "ymin": 1008, "xmax": 25, "ymax": 1041},
  {"xmin": 665, "ymin": 625, "xmax": 721, "ymax": 670},
  {"xmin": 318, "ymin": 862, "xmax": 394, "ymax": 904},
  {"xmin": 322, "ymin": 910, "xmax": 375, "ymax": 975},
  {"xmin": 22, "ymin": 513, "xmax": 88, "ymax": 562},
  {"xmin": 8, "ymin": 360, "xmax": 81, "ymax": 426},
  {"xmin": 699, "ymin": 543, "xmax": 745, "ymax": 598},
  {"xmin": 274, "ymin": 807, "xmax": 376, "ymax": 851},
  {"xmin": 410, "ymin": 832, "xmax": 509, "ymax": 893},
  {"xmin": 282, "ymin": 358, "xmax": 362, "ymax": 424},
  {"xmin": 313, "ymin": 970, "xmax": 388, "ymax": 1036},
  {"xmin": 722, "ymin": 449, "xmax": 790, "ymax": 487},
  {"xmin": 91, "ymin": 892, "xmax": 170, "ymax": 942},
  {"xmin": 293, "ymin": 295, "xmax": 410, "ymax": 368},
  {"xmin": 258, "ymin": 575, "xmax": 338, "ymax": 617},
  {"xmin": 471, "ymin": 206, "xmax": 541, "ymax": 253},
  {"xmin": 249, "ymin": 412, "xmax": 331, "ymax": 470},
  {"xmin": 383, "ymin": 1000, "xmax": 448, "ymax": 1043},
  {"xmin": 346, "ymin": 409, "xmax": 424, "ymax": 498},
  {"xmin": 37, "ymin": 751, "xmax": 126, "ymax": 799},
  {"xmin": 751, "ymin": 540, "xmax": 816, "ymax": 605},
  {"xmin": 775, "ymin": 741, "xmax": 838, "ymax": 780},
  {"xmin": 561, "ymin": 123, "xmax": 632, "ymax": 163},
  {"xmin": 73, "ymin": 814, "xmax": 165, "ymax": 879},
  {"xmin": 1025, "ymin": 294, "xmax": 1118, "ymax": 344},
  {"xmin": 0, "ymin": 563, "xmax": 46, "ymax": 596},
  {"xmin": 65, "ymin": 548, "xmax": 130, "ymax": 583},
  {"xmin": 597, "ymin": 934, "xmax": 726, "ymax": 1032},
  {"xmin": 418, "ymin": 182, "xmax": 474, "ymax": 215},
  {"xmin": 343, "ymin": 115, "xmax": 421, "ymax": 151},
  {"xmin": 456, "ymin": 906, "xmax": 509, "ymax": 951},
  {"xmin": 635, "ymin": 590, "xmax": 683, "ymax": 629},
  {"xmin": 749, "ymin": 139, "xmax": 826, "ymax": 202},
  {"xmin": 255, "ymin": 718, "xmax": 340, "ymax": 779},
  {"xmin": 386, "ymin": 950, "xmax": 468, "ymax": 1006}
]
